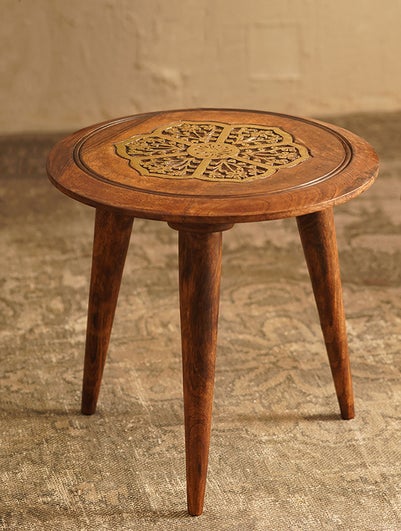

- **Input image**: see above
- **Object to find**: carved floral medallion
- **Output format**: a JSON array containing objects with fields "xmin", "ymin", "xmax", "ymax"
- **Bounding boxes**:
[{"xmin": 114, "ymin": 121, "xmax": 310, "ymax": 182}]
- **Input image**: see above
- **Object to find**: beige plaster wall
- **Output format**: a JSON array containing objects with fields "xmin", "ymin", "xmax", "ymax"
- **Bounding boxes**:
[{"xmin": 1, "ymin": 0, "xmax": 401, "ymax": 133}]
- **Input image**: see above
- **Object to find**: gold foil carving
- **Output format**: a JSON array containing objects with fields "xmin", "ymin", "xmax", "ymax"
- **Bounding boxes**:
[{"xmin": 115, "ymin": 120, "xmax": 310, "ymax": 182}]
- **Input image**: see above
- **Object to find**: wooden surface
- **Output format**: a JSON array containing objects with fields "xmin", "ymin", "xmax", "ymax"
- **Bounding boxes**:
[
  {"xmin": 297, "ymin": 209, "xmax": 354, "ymax": 420},
  {"xmin": 47, "ymin": 109, "xmax": 379, "ymax": 224},
  {"xmin": 81, "ymin": 208, "xmax": 133, "ymax": 415},
  {"xmin": 177, "ymin": 225, "xmax": 223, "ymax": 515},
  {"xmin": 46, "ymin": 109, "xmax": 379, "ymax": 516}
]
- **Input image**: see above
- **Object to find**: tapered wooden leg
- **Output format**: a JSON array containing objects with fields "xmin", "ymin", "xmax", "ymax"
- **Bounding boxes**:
[
  {"xmin": 81, "ymin": 208, "xmax": 134, "ymax": 415},
  {"xmin": 178, "ymin": 228, "xmax": 223, "ymax": 516},
  {"xmin": 296, "ymin": 208, "xmax": 354, "ymax": 420}
]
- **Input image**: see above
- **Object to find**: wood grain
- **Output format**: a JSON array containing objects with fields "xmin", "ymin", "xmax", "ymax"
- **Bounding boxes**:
[
  {"xmin": 177, "ymin": 225, "xmax": 223, "ymax": 515},
  {"xmin": 46, "ymin": 109, "xmax": 380, "ymax": 513},
  {"xmin": 81, "ymin": 208, "xmax": 134, "ymax": 415},
  {"xmin": 47, "ymin": 109, "xmax": 379, "ymax": 224},
  {"xmin": 297, "ymin": 208, "xmax": 354, "ymax": 419}
]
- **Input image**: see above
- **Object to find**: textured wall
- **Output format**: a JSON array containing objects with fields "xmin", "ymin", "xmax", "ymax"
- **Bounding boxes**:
[{"xmin": 1, "ymin": 0, "xmax": 401, "ymax": 133}]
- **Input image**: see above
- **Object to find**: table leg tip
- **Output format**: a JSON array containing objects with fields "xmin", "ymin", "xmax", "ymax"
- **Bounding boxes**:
[{"xmin": 340, "ymin": 405, "xmax": 355, "ymax": 420}]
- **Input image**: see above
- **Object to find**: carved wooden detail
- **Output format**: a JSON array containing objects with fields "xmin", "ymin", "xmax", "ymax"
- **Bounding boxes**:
[
  {"xmin": 114, "ymin": 121, "xmax": 310, "ymax": 182},
  {"xmin": 47, "ymin": 108, "xmax": 379, "ymax": 516}
]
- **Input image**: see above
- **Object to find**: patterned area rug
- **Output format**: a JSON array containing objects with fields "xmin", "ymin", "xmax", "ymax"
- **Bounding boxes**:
[{"xmin": 0, "ymin": 113, "xmax": 400, "ymax": 530}]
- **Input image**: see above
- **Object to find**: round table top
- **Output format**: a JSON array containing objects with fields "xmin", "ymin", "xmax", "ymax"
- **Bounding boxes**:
[{"xmin": 47, "ymin": 109, "xmax": 379, "ymax": 224}]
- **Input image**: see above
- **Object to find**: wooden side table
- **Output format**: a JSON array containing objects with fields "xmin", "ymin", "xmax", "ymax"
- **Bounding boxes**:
[{"xmin": 47, "ymin": 109, "xmax": 379, "ymax": 515}]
